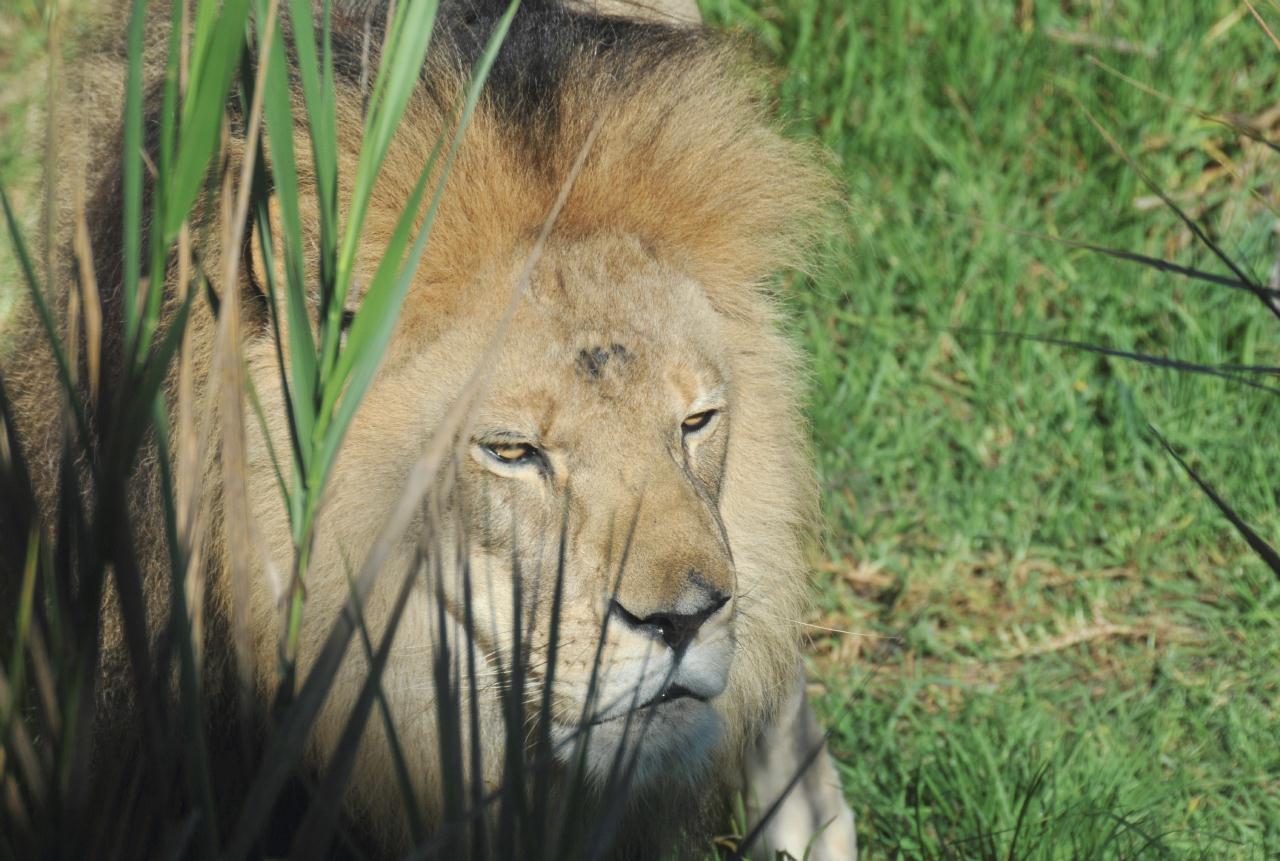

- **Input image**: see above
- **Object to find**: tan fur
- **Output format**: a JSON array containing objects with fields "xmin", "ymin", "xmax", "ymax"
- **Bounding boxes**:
[{"xmin": 2, "ymin": 1, "xmax": 849, "ymax": 857}]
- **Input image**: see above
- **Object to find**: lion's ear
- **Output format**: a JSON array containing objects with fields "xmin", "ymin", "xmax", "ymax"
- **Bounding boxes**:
[{"xmin": 246, "ymin": 194, "xmax": 286, "ymax": 301}]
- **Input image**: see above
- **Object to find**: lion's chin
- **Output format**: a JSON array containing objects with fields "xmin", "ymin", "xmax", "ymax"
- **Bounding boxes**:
[{"xmin": 551, "ymin": 697, "xmax": 724, "ymax": 791}]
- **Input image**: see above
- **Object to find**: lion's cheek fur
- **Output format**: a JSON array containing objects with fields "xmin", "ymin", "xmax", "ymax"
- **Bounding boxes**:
[{"xmin": 714, "ymin": 315, "xmax": 815, "ymax": 759}]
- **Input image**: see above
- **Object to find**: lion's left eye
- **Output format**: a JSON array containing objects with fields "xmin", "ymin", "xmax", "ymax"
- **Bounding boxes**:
[
  {"xmin": 484, "ymin": 442, "xmax": 541, "ymax": 465},
  {"xmin": 681, "ymin": 409, "xmax": 718, "ymax": 434}
]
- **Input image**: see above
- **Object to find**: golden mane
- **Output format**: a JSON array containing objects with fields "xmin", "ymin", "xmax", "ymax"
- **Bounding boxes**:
[{"xmin": 320, "ymin": 11, "xmax": 829, "ymax": 330}]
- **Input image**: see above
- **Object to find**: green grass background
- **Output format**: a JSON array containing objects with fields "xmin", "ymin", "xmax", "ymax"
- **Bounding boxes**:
[{"xmin": 2, "ymin": 0, "xmax": 1278, "ymax": 858}]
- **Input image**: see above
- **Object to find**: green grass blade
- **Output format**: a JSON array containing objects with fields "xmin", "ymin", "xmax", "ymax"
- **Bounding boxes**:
[
  {"xmin": 311, "ymin": 134, "xmax": 440, "ymax": 483},
  {"xmin": 188, "ymin": 0, "xmax": 221, "ymax": 90},
  {"xmin": 257, "ymin": 1, "xmax": 319, "ymax": 467},
  {"xmin": 284, "ymin": 0, "xmax": 340, "ymax": 311},
  {"xmin": 161, "ymin": 0, "xmax": 252, "ymax": 242},
  {"xmin": 138, "ymin": 0, "xmax": 188, "ymax": 363},
  {"xmin": 331, "ymin": 0, "xmax": 440, "ymax": 308},
  {"xmin": 313, "ymin": 0, "xmax": 520, "ymax": 486},
  {"xmin": 117, "ymin": 290, "xmax": 195, "ymax": 466}
]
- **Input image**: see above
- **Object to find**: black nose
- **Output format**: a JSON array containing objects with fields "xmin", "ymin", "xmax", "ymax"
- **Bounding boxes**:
[{"xmin": 609, "ymin": 593, "xmax": 730, "ymax": 654}]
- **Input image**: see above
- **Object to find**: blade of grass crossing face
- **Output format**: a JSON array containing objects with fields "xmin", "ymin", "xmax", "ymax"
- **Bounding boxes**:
[
  {"xmin": 459, "ymin": 550, "xmax": 489, "ymax": 858},
  {"xmin": 286, "ymin": 558, "xmax": 419, "ymax": 860},
  {"xmin": 313, "ymin": 0, "xmax": 521, "ymax": 487}
]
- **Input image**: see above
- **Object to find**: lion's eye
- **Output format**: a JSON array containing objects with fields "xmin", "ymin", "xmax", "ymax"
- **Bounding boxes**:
[
  {"xmin": 681, "ymin": 409, "xmax": 718, "ymax": 434},
  {"xmin": 484, "ymin": 441, "xmax": 541, "ymax": 465}
]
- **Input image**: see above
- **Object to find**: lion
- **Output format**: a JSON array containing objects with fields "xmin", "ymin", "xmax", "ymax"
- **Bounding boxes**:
[{"xmin": 1, "ymin": 0, "xmax": 856, "ymax": 857}]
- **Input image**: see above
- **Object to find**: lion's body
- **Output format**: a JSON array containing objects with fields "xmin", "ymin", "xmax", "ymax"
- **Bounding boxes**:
[{"xmin": 2, "ymin": 1, "xmax": 854, "ymax": 857}]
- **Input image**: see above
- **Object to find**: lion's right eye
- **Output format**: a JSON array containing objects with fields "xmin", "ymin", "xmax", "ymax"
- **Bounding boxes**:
[
  {"xmin": 483, "ymin": 442, "xmax": 541, "ymax": 466},
  {"xmin": 681, "ymin": 409, "xmax": 718, "ymax": 435}
]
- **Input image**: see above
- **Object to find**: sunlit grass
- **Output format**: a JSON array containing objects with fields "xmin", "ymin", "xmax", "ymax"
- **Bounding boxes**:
[{"xmin": 702, "ymin": 0, "xmax": 1280, "ymax": 856}]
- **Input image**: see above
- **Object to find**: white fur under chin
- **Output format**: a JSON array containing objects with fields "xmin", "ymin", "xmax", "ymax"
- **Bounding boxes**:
[{"xmin": 550, "ymin": 698, "xmax": 724, "ymax": 790}]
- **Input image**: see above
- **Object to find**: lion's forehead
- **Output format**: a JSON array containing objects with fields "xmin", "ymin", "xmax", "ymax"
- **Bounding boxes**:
[
  {"xmin": 485, "ymin": 328, "xmax": 725, "ymax": 434},
  {"xmin": 573, "ymin": 341, "xmax": 632, "ymax": 382}
]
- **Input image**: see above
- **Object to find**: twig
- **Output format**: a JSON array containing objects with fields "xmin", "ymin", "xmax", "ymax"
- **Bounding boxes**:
[{"xmin": 1045, "ymin": 28, "xmax": 1156, "ymax": 58}]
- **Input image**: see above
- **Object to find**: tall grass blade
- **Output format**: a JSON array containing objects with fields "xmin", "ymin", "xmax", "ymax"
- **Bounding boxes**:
[
  {"xmin": 283, "ymin": 0, "xmax": 341, "ymax": 315},
  {"xmin": 257, "ymin": 2, "xmax": 319, "ymax": 469},
  {"xmin": 288, "ymin": 559, "xmax": 420, "ymax": 860},
  {"xmin": 223, "ymin": 354, "xmax": 502, "ymax": 857},
  {"xmin": 1006, "ymin": 226, "xmax": 1280, "ymax": 298},
  {"xmin": 1086, "ymin": 54, "xmax": 1280, "ymax": 156},
  {"xmin": 1078, "ymin": 103, "xmax": 1280, "ymax": 321},
  {"xmin": 163, "ymin": 0, "xmax": 253, "ymax": 240},
  {"xmin": 332, "ymin": 0, "xmax": 439, "ymax": 305},
  {"xmin": 956, "ymin": 327, "xmax": 1280, "ymax": 396},
  {"xmin": 313, "ymin": 0, "xmax": 521, "ymax": 487},
  {"xmin": 1149, "ymin": 425, "xmax": 1280, "ymax": 577}
]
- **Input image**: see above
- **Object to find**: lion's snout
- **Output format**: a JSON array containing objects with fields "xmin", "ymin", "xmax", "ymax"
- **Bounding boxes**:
[{"xmin": 607, "ymin": 589, "xmax": 729, "ymax": 655}]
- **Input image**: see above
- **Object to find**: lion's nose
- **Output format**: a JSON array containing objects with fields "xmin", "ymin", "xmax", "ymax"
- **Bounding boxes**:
[{"xmin": 609, "ymin": 591, "xmax": 729, "ymax": 654}]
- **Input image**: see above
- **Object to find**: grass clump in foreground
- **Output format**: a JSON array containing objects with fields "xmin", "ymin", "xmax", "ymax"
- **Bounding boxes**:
[
  {"xmin": 0, "ymin": 1, "xmax": 590, "ymax": 857},
  {"xmin": 700, "ymin": 0, "xmax": 1280, "ymax": 856}
]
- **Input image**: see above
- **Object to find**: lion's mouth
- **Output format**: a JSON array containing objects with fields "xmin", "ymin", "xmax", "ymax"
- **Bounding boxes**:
[{"xmin": 587, "ymin": 683, "xmax": 705, "ymax": 726}]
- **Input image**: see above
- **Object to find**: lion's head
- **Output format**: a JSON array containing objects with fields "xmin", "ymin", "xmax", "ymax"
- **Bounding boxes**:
[{"xmin": 226, "ymin": 3, "xmax": 831, "ymax": 844}]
